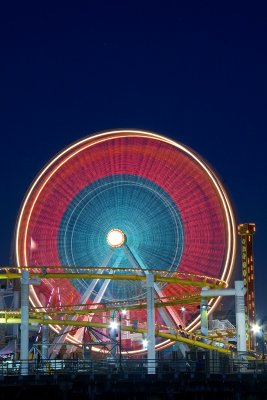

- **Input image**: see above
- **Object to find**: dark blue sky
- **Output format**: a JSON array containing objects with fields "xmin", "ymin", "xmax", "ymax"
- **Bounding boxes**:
[{"xmin": 0, "ymin": 2, "xmax": 266, "ymax": 316}]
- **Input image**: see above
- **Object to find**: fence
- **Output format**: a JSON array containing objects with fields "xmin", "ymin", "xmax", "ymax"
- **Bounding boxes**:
[{"xmin": 0, "ymin": 354, "xmax": 266, "ymax": 376}]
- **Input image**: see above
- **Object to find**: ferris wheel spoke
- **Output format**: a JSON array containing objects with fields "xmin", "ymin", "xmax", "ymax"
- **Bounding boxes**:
[
  {"xmin": 124, "ymin": 244, "xmax": 183, "ymax": 327},
  {"xmin": 123, "ymin": 245, "xmax": 144, "ymax": 271},
  {"xmin": 48, "ymin": 250, "xmax": 114, "ymax": 358},
  {"xmin": 64, "ymin": 253, "xmax": 124, "ymax": 354},
  {"xmin": 77, "ymin": 249, "xmax": 114, "ymax": 305},
  {"xmin": 154, "ymin": 285, "xmax": 183, "ymax": 328}
]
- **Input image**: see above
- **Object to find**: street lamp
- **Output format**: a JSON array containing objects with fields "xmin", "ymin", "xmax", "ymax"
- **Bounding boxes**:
[
  {"xmin": 142, "ymin": 339, "xmax": 148, "ymax": 349},
  {"xmin": 110, "ymin": 320, "xmax": 119, "ymax": 330},
  {"xmin": 252, "ymin": 322, "xmax": 265, "ymax": 370},
  {"xmin": 251, "ymin": 323, "xmax": 261, "ymax": 335},
  {"xmin": 109, "ymin": 309, "xmax": 126, "ymax": 372},
  {"xmin": 118, "ymin": 311, "xmax": 122, "ymax": 372}
]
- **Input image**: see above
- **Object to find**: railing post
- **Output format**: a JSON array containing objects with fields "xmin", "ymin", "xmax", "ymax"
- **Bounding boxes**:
[{"xmin": 146, "ymin": 273, "xmax": 155, "ymax": 374}]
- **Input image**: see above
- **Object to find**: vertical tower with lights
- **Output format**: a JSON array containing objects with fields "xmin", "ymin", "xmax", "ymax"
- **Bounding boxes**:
[{"xmin": 238, "ymin": 223, "xmax": 256, "ymax": 351}]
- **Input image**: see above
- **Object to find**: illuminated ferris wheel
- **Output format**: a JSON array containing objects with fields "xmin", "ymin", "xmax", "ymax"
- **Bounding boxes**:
[{"xmin": 15, "ymin": 129, "xmax": 236, "ymax": 353}]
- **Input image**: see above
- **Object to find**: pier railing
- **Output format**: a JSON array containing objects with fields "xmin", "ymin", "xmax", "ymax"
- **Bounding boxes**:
[{"xmin": 0, "ymin": 355, "xmax": 265, "ymax": 376}]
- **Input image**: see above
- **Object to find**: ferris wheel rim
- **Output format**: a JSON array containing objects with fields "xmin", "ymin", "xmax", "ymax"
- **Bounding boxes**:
[{"xmin": 14, "ymin": 129, "xmax": 236, "ymax": 349}]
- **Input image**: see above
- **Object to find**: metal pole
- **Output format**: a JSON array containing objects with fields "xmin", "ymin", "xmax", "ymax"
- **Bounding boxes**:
[
  {"xmin": 110, "ymin": 310, "xmax": 117, "ymax": 359},
  {"xmin": 200, "ymin": 287, "xmax": 209, "ymax": 336},
  {"xmin": 41, "ymin": 317, "xmax": 49, "ymax": 360},
  {"xmin": 119, "ymin": 312, "xmax": 122, "ymax": 372},
  {"xmin": 262, "ymin": 324, "xmax": 265, "ymax": 371},
  {"xmin": 146, "ymin": 273, "xmax": 155, "ymax": 374},
  {"xmin": 20, "ymin": 270, "xmax": 29, "ymax": 375},
  {"xmin": 13, "ymin": 289, "xmax": 20, "ymax": 343},
  {"xmin": 235, "ymin": 281, "xmax": 247, "ymax": 353}
]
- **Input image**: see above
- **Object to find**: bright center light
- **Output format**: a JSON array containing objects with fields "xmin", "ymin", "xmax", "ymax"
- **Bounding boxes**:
[
  {"xmin": 106, "ymin": 229, "xmax": 126, "ymax": 248},
  {"xmin": 252, "ymin": 323, "xmax": 261, "ymax": 334},
  {"xmin": 142, "ymin": 339, "xmax": 148, "ymax": 348},
  {"xmin": 110, "ymin": 320, "xmax": 118, "ymax": 330}
]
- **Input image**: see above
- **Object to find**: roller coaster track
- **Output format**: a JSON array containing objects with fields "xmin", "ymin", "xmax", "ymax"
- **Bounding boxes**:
[
  {"xmin": 0, "ymin": 266, "xmax": 227, "ymax": 288},
  {"xmin": 0, "ymin": 311, "xmax": 235, "ymax": 355},
  {"xmin": 0, "ymin": 267, "xmax": 238, "ymax": 355}
]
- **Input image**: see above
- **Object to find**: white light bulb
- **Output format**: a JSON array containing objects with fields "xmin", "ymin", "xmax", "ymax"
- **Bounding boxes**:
[
  {"xmin": 106, "ymin": 229, "xmax": 126, "ymax": 248},
  {"xmin": 110, "ymin": 321, "xmax": 118, "ymax": 330},
  {"xmin": 142, "ymin": 339, "xmax": 148, "ymax": 348}
]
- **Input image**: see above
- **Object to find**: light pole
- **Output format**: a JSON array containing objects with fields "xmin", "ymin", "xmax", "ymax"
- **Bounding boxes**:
[
  {"xmin": 252, "ymin": 322, "xmax": 266, "ymax": 371},
  {"xmin": 118, "ymin": 309, "xmax": 127, "ymax": 372},
  {"xmin": 109, "ymin": 309, "xmax": 126, "ymax": 372},
  {"xmin": 262, "ymin": 326, "xmax": 265, "ymax": 371},
  {"xmin": 118, "ymin": 311, "xmax": 122, "ymax": 372},
  {"xmin": 260, "ymin": 323, "xmax": 265, "ymax": 371}
]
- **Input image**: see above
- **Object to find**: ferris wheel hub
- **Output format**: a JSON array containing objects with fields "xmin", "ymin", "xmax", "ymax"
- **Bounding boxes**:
[{"xmin": 106, "ymin": 228, "xmax": 126, "ymax": 248}]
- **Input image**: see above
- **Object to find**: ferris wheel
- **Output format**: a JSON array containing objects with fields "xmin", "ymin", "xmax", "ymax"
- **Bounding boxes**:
[{"xmin": 15, "ymin": 129, "xmax": 236, "ymax": 353}]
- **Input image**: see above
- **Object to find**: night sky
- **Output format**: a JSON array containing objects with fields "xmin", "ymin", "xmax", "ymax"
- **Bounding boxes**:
[{"xmin": 1, "ymin": 3, "xmax": 266, "ymax": 317}]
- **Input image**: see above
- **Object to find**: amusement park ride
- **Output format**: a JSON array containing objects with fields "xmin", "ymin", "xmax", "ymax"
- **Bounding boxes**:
[{"xmin": 0, "ymin": 130, "xmax": 260, "ymax": 374}]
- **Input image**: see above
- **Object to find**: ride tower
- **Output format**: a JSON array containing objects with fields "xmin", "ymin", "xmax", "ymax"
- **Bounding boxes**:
[{"xmin": 238, "ymin": 223, "xmax": 256, "ymax": 351}]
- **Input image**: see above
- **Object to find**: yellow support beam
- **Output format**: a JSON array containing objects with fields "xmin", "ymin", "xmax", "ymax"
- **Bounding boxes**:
[{"xmin": 0, "ymin": 268, "xmax": 227, "ymax": 289}]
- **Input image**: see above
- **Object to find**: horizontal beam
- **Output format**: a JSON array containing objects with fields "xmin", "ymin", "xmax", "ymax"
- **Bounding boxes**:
[
  {"xmin": 0, "ymin": 294, "xmax": 207, "ymax": 317},
  {"xmin": 0, "ymin": 271, "xmax": 226, "ymax": 289},
  {"xmin": 201, "ymin": 289, "xmax": 236, "ymax": 297}
]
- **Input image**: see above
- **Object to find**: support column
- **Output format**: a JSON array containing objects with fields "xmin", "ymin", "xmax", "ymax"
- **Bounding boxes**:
[
  {"xmin": 20, "ymin": 270, "xmax": 29, "ymax": 375},
  {"xmin": 200, "ymin": 287, "xmax": 209, "ymax": 336},
  {"xmin": 109, "ymin": 310, "xmax": 117, "ymax": 359},
  {"xmin": 235, "ymin": 281, "xmax": 247, "ymax": 353},
  {"xmin": 146, "ymin": 273, "xmax": 155, "ymax": 374},
  {"xmin": 13, "ymin": 289, "xmax": 20, "ymax": 343},
  {"xmin": 41, "ymin": 318, "xmax": 49, "ymax": 360},
  {"xmin": 0, "ymin": 290, "xmax": 6, "ymax": 349}
]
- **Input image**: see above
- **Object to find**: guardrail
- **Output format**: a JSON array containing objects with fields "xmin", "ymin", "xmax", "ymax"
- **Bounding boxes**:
[{"xmin": 0, "ymin": 356, "xmax": 266, "ymax": 376}]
